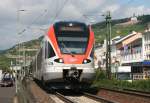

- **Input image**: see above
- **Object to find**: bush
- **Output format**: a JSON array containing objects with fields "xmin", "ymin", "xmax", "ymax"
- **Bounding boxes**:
[
  {"xmin": 93, "ymin": 70, "xmax": 150, "ymax": 92},
  {"xmin": 94, "ymin": 69, "xmax": 107, "ymax": 81}
]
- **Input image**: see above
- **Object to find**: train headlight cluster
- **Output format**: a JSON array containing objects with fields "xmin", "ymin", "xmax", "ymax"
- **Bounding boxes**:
[
  {"xmin": 59, "ymin": 58, "xmax": 63, "ymax": 63},
  {"xmin": 82, "ymin": 59, "xmax": 91, "ymax": 64},
  {"xmin": 83, "ymin": 59, "xmax": 87, "ymax": 64},
  {"xmin": 54, "ymin": 58, "xmax": 64, "ymax": 63}
]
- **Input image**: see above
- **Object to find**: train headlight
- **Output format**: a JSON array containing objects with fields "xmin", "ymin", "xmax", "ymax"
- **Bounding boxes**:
[
  {"xmin": 83, "ymin": 59, "xmax": 87, "ymax": 64},
  {"xmin": 54, "ymin": 58, "xmax": 64, "ymax": 63},
  {"xmin": 59, "ymin": 58, "xmax": 63, "ymax": 63},
  {"xmin": 82, "ymin": 59, "xmax": 91, "ymax": 64}
]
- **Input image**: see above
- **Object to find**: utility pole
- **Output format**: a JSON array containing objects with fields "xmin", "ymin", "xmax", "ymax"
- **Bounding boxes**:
[
  {"xmin": 105, "ymin": 11, "xmax": 112, "ymax": 79},
  {"xmin": 15, "ymin": 9, "xmax": 26, "ymax": 94},
  {"xmin": 18, "ymin": 9, "xmax": 27, "ymax": 80}
]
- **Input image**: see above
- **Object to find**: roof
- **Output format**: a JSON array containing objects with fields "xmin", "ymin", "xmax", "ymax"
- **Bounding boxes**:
[{"xmin": 115, "ymin": 31, "xmax": 137, "ymax": 44}]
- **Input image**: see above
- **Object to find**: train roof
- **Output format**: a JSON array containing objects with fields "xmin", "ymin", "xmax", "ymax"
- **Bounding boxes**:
[{"xmin": 54, "ymin": 21, "xmax": 88, "ymax": 27}]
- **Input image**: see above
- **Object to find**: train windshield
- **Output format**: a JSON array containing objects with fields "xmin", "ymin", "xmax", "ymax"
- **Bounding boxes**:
[
  {"xmin": 57, "ymin": 37, "xmax": 88, "ymax": 54},
  {"xmin": 54, "ymin": 22, "xmax": 89, "ymax": 54}
]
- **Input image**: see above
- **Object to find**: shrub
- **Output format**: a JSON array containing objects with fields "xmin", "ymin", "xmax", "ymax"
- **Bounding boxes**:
[{"xmin": 93, "ymin": 70, "xmax": 150, "ymax": 92}]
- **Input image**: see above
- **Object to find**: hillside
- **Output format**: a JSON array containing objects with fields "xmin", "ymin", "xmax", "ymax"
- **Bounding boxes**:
[
  {"xmin": 92, "ymin": 14, "xmax": 150, "ymax": 44},
  {"xmin": 0, "ymin": 14, "xmax": 150, "ymax": 70},
  {"xmin": 0, "ymin": 36, "xmax": 42, "ymax": 71}
]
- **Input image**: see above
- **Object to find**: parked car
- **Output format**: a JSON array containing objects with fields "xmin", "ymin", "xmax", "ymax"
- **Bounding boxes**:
[{"xmin": 1, "ymin": 76, "xmax": 14, "ymax": 87}]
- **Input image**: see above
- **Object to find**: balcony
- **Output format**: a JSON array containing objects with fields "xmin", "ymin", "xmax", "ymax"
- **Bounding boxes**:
[{"xmin": 121, "ymin": 47, "xmax": 143, "ymax": 63}]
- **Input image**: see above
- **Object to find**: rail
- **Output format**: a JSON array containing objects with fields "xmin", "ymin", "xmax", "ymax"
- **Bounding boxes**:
[
  {"xmin": 100, "ymin": 87, "xmax": 150, "ymax": 98},
  {"xmin": 55, "ymin": 92, "xmax": 76, "ymax": 103},
  {"xmin": 84, "ymin": 92, "xmax": 118, "ymax": 103}
]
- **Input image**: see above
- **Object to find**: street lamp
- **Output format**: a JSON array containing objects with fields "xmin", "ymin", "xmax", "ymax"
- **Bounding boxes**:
[
  {"xmin": 18, "ymin": 9, "xmax": 27, "ymax": 79},
  {"xmin": 16, "ymin": 9, "xmax": 27, "ymax": 94}
]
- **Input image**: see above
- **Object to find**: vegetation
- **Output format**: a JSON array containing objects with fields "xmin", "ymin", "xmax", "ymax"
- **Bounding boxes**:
[
  {"xmin": 93, "ymin": 69, "xmax": 150, "ymax": 92},
  {"xmin": 0, "ymin": 37, "xmax": 41, "ymax": 71},
  {"xmin": 0, "ymin": 55, "xmax": 11, "ymax": 71},
  {"xmin": 92, "ymin": 14, "xmax": 150, "ymax": 44}
]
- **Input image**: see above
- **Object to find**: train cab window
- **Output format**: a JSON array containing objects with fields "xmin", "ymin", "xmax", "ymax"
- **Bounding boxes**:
[
  {"xmin": 90, "ymin": 46, "xmax": 94, "ymax": 58},
  {"xmin": 47, "ymin": 42, "xmax": 56, "ymax": 58},
  {"xmin": 45, "ymin": 42, "xmax": 47, "ymax": 59}
]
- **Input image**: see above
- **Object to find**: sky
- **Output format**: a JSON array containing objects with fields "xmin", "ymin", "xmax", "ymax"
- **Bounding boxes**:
[{"xmin": 0, "ymin": 0, "xmax": 150, "ymax": 50}]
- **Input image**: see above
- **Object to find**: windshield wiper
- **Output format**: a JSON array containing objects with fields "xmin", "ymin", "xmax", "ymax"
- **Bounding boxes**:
[{"xmin": 61, "ymin": 42, "xmax": 75, "ymax": 57}]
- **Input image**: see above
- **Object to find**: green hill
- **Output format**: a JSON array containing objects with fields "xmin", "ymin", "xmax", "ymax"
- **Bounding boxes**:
[
  {"xmin": 92, "ymin": 14, "xmax": 150, "ymax": 44},
  {"xmin": 0, "ymin": 36, "xmax": 42, "ymax": 71}
]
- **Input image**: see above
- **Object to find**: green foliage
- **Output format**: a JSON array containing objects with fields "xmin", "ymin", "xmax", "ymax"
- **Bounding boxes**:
[
  {"xmin": 93, "ymin": 15, "xmax": 150, "ymax": 45},
  {"xmin": 94, "ymin": 69, "xmax": 107, "ymax": 81},
  {"xmin": 0, "ymin": 36, "xmax": 42, "ymax": 70},
  {"xmin": 131, "ymin": 80, "xmax": 150, "ymax": 91},
  {"xmin": 93, "ymin": 70, "xmax": 150, "ymax": 92},
  {"xmin": 138, "ymin": 15, "xmax": 150, "ymax": 24},
  {"xmin": 0, "ymin": 55, "xmax": 11, "ymax": 70}
]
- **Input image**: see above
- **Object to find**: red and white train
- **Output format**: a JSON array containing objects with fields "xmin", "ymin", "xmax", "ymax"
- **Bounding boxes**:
[{"xmin": 32, "ymin": 21, "xmax": 95, "ymax": 89}]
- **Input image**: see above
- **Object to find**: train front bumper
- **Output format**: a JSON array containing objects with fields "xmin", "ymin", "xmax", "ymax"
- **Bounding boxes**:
[{"xmin": 43, "ymin": 66, "xmax": 95, "ymax": 83}]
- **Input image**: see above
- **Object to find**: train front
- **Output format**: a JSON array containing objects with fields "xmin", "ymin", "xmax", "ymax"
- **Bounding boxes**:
[{"xmin": 47, "ymin": 21, "xmax": 95, "ymax": 88}]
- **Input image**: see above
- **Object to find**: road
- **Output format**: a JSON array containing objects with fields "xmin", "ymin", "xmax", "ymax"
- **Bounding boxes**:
[{"xmin": 0, "ymin": 86, "xmax": 15, "ymax": 103}]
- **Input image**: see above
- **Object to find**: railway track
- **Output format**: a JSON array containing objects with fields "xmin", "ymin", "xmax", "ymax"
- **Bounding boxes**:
[
  {"xmin": 122, "ymin": 88, "xmax": 150, "ymax": 98},
  {"xmin": 100, "ymin": 87, "xmax": 150, "ymax": 98},
  {"xmin": 83, "ymin": 92, "xmax": 117, "ymax": 103},
  {"xmin": 24, "ymin": 79, "xmax": 150, "ymax": 103},
  {"xmin": 50, "ymin": 90, "xmax": 118, "ymax": 103}
]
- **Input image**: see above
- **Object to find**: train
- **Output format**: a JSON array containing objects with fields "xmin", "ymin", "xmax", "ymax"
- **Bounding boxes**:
[{"xmin": 31, "ymin": 21, "xmax": 95, "ymax": 89}]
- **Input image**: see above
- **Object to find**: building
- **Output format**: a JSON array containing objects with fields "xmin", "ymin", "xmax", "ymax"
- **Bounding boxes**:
[
  {"xmin": 116, "ymin": 30, "xmax": 150, "ymax": 80},
  {"xmin": 116, "ymin": 14, "xmax": 139, "ymax": 27},
  {"xmin": 116, "ymin": 31, "xmax": 143, "ymax": 80},
  {"xmin": 95, "ymin": 43, "xmax": 106, "ymax": 69},
  {"xmin": 142, "ymin": 29, "xmax": 150, "ymax": 79},
  {"xmin": 111, "ymin": 36, "xmax": 122, "ymax": 73},
  {"xmin": 94, "ymin": 36, "xmax": 122, "ymax": 71},
  {"xmin": 95, "ymin": 28, "xmax": 150, "ymax": 80}
]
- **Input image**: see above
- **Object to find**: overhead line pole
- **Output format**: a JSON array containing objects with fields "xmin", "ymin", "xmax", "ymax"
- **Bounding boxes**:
[
  {"xmin": 83, "ymin": 11, "xmax": 112, "ymax": 79},
  {"xmin": 105, "ymin": 11, "xmax": 112, "ymax": 79}
]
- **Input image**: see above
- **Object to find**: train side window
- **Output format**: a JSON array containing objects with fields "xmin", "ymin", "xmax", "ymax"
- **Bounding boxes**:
[
  {"xmin": 48, "ymin": 42, "xmax": 56, "ymax": 58},
  {"xmin": 45, "ymin": 41, "xmax": 47, "ymax": 59},
  {"xmin": 90, "ymin": 46, "xmax": 94, "ymax": 58}
]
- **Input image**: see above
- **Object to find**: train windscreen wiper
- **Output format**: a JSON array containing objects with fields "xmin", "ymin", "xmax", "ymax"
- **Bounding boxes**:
[{"xmin": 61, "ymin": 42, "xmax": 74, "ymax": 56}]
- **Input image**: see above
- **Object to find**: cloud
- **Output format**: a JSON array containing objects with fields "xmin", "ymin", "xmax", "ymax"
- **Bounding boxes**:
[
  {"xmin": 124, "ymin": 5, "xmax": 150, "ymax": 17},
  {"xmin": 102, "ymin": 4, "xmax": 120, "ymax": 14},
  {"xmin": 0, "ymin": 0, "xmax": 150, "ymax": 50}
]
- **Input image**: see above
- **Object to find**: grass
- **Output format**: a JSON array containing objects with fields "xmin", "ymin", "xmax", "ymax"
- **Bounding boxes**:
[{"xmin": 93, "ymin": 69, "xmax": 150, "ymax": 92}]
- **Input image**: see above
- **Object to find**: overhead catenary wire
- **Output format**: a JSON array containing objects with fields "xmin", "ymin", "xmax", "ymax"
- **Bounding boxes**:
[
  {"xmin": 18, "ymin": 9, "xmax": 48, "ymax": 34},
  {"xmin": 50, "ymin": 0, "xmax": 69, "ymax": 24},
  {"xmin": 19, "ymin": 0, "xmax": 69, "ymax": 35},
  {"xmin": 69, "ymin": 0, "xmax": 94, "ymax": 24},
  {"xmin": 28, "ymin": 0, "xmax": 69, "ymax": 36}
]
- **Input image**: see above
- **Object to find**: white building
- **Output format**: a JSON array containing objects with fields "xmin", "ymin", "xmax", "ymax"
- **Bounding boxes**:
[
  {"xmin": 115, "ymin": 30, "xmax": 150, "ymax": 80},
  {"xmin": 95, "ymin": 43, "xmax": 106, "ymax": 69},
  {"xmin": 94, "ymin": 36, "xmax": 122, "ymax": 71},
  {"xmin": 95, "ymin": 28, "xmax": 150, "ymax": 80},
  {"xmin": 116, "ymin": 31, "xmax": 143, "ymax": 64},
  {"xmin": 142, "ymin": 29, "xmax": 150, "ymax": 79}
]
